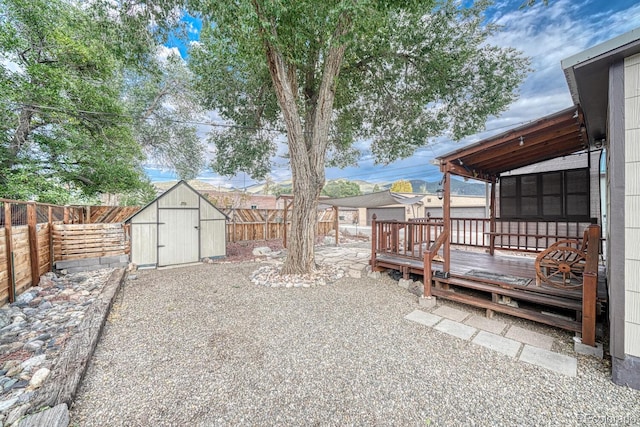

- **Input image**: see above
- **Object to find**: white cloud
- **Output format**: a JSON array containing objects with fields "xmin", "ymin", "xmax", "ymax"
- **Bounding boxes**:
[{"xmin": 180, "ymin": 0, "xmax": 640, "ymax": 187}]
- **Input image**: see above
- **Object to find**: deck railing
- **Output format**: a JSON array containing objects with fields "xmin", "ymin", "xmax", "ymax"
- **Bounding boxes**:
[{"xmin": 416, "ymin": 217, "xmax": 596, "ymax": 253}]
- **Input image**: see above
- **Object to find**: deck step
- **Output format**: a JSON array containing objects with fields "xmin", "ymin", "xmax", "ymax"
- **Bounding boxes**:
[
  {"xmin": 431, "ymin": 288, "xmax": 582, "ymax": 333},
  {"xmin": 437, "ymin": 276, "xmax": 583, "ymax": 312}
]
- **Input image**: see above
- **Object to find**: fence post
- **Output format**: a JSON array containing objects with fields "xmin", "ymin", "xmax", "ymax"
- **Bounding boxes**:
[
  {"xmin": 63, "ymin": 206, "xmax": 69, "ymax": 224},
  {"xmin": 48, "ymin": 206, "xmax": 54, "ymax": 272},
  {"xmin": 264, "ymin": 209, "xmax": 268, "ymax": 241},
  {"xmin": 27, "ymin": 203, "xmax": 40, "ymax": 287},
  {"xmin": 4, "ymin": 202, "xmax": 15, "ymax": 303},
  {"xmin": 333, "ymin": 206, "xmax": 339, "ymax": 246}
]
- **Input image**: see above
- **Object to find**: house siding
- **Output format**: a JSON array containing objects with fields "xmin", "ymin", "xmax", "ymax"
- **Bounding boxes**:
[{"xmin": 624, "ymin": 53, "xmax": 640, "ymax": 358}]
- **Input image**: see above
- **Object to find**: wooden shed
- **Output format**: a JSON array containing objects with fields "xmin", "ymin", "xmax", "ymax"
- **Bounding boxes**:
[{"xmin": 126, "ymin": 180, "xmax": 227, "ymax": 268}]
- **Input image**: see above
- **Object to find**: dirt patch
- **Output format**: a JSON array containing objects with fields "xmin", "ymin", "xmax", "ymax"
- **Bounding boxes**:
[{"xmin": 223, "ymin": 239, "xmax": 284, "ymax": 263}]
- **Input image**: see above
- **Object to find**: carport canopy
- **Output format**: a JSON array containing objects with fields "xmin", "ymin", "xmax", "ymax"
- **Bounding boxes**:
[{"xmin": 319, "ymin": 190, "xmax": 424, "ymax": 208}]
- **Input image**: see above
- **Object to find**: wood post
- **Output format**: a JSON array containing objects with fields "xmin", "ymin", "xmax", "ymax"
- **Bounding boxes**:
[
  {"xmin": 264, "ymin": 209, "xmax": 268, "ymax": 241},
  {"xmin": 283, "ymin": 199, "xmax": 290, "ymax": 248},
  {"xmin": 490, "ymin": 177, "xmax": 496, "ymax": 255},
  {"xmin": 423, "ymin": 250, "xmax": 432, "ymax": 297},
  {"xmin": 4, "ymin": 202, "xmax": 15, "ymax": 303},
  {"xmin": 27, "ymin": 203, "xmax": 40, "ymax": 287},
  {"xmin": 443, "ymin": 171, "xmax": 451, "ymax": 273},
  {"xmin": 333, "ymin": 206, "xmax": 339, "ymax": 246},
  {"xmin": 582, "ymin": 272, "xmax": 597, "ymax": 347},
  {"xmin": 581, "ymin": 223, "xmax": 601, "ymax": 347},
  {"xmin": 63, "ymin": 206, "xmax": 69, "ymax": 224},
  {"xmin": 370, "ymin": 214, "xmax": 377, "ymax": 269},
  {"xmin": 48, "ymin": 206, "xmax": 54, "ymax": 272}
]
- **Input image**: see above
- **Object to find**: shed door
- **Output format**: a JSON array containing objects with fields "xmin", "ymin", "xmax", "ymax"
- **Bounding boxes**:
[{"xmin": 158, "ymin": 208, "xmax": 199, "ymax": 266}]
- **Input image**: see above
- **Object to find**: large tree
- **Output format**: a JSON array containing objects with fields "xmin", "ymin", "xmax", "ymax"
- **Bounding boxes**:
[
  {"xmin": 188, "ymin": 0, "xmax": 529, "ymax": 274},
  {"xmin": 0, "ymin": 0, "xmax": 204, "ymax": 202},
  {"xmin": 125, "ymin": 52, "xmax": 206, "ymax": 180},
  {"xmin": 0, "ymin": 0, "xmax": 147, "ymax": 202}
]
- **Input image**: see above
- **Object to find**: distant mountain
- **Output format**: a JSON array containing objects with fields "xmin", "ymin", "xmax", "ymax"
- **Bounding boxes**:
[{"xmin": 408, "ymin": 179, "xmax": 486, "ymax": 196}]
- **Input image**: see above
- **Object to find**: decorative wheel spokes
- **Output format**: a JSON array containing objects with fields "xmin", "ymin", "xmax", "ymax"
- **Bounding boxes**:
[{"xmin": 535, "ymin": 246, "xmax": 586, "ymax": 289}]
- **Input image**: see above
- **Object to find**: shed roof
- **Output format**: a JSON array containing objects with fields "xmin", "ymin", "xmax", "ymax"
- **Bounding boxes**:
[
  {"xmin": 125, "ymin": 180, "xmax": 228, "ymax": 223},
  {"xmin": 435, "ymin": 107, "xmax": 587, "ymax": 182}
]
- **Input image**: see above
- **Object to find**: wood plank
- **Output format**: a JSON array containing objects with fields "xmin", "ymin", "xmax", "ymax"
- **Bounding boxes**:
[
  {"xmin": 53, "ymin": 223, "xmax": 124, "ymax": 231},
  {"xmin": 431, "ymin": 288, "xmax": 582, "ymax": 332},
  {"xmin": 439, "ymin": 277, "xmax": 583, "ymax": 311}
]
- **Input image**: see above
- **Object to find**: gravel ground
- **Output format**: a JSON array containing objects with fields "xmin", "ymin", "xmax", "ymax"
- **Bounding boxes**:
[{"xmin": 70, "ymin": 262, "xmax": 640, "ymax": 426}]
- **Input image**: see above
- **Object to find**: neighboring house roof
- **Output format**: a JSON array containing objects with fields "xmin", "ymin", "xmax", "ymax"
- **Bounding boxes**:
[{"xmin": 153, "ymin": 180, "xmax": 223, "ymax": 193}]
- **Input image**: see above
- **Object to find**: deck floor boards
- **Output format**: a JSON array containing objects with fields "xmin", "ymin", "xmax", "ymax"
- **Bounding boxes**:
[{"xmin": 375, "ymin": 248, "xmax": 607, "ymax": 300}]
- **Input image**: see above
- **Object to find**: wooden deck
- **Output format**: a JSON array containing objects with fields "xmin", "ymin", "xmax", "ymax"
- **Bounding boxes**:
[
  {"xmin": 375, "ymin": 249, "xmax": 606, "ymax": 333},
  {"xmin": 370, "ymin": 218, "xmax": 605, "ymax": 338}
]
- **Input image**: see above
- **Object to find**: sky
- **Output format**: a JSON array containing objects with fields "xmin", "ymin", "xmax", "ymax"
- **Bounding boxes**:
[{"xmin": 148, "ymin": 0, "xmax": 640, "ymax": 188}]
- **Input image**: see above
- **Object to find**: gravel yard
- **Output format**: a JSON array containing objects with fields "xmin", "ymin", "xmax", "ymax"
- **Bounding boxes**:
[{"xmin": 71, "ymin": 262, "xmax": 640, "ymax": 426}]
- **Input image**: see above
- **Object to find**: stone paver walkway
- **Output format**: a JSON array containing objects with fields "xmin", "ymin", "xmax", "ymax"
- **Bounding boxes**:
[
  {"xmin": 405, "ymin": 307, "xmax": 578, "ymax": 377},
  {"xmin": 315, "ymin": 243, "xmax": 581, "ymax": 377}
]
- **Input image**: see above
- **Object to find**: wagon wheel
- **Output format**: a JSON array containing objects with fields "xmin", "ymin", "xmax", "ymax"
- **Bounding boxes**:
[{"xmin": 535, "ymin": 246, "xmax": 586, "ymax": 289}]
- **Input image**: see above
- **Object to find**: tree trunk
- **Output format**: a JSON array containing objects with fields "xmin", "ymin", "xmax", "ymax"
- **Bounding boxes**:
[
  {"xmin": 254, "ymin": 1, "xmax": 348, "ymax": 274},
  {"xmin": 11, "ymin": 106, "xmax": 35, "ymax": 156}
]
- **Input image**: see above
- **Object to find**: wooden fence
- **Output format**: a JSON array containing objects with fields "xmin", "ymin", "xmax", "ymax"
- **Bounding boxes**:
[
  {"xmin": 0, "ymin": 200, "xmax": 337, "ymax": 304},
  {"xmin": 0, "ymin": 199, "xmax": 134, "ymax": 304},
  {"xmin": 224, "ymin": 208, "xmax": 336, "ymax": 243},
  {"xmin": 52, "ymin": 223, "xmax": 129, "ymax": 261}
]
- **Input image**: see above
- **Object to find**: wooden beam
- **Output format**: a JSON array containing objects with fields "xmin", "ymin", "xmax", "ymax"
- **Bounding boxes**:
[{"xmin": 27, "ymin": 203, "xmax": 40, "ymax": 287}]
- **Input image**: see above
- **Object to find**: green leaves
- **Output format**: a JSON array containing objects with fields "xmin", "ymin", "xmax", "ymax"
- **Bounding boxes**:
[{"xmin": 0, "ymin": 0, "xmax": 205, "ymax": 202}]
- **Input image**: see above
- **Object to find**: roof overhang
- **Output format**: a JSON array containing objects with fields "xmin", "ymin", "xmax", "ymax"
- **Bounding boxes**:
[
  {"xmin": 562, "ymin": 27, "xmax": 640, "ymax": 145},
  {"xmin": 436, "ymin": 107, "xmax": 587, "ymax": 182}
]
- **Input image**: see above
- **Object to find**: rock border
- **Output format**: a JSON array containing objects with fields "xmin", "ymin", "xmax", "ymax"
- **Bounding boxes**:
[{"xmin": 12, "ymin": 269, "xmax": 126, "ymax": 426}]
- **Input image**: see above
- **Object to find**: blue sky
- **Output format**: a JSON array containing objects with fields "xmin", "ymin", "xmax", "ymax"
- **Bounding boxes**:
[{"xmin": 151, "ymin": 0, "xmax": 640, "ymax": 188}]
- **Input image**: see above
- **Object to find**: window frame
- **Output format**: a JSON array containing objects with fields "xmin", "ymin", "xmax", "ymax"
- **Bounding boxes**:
[{"xmin": 499, "ymin": 168, "xmax": 590, "ymax": 221}]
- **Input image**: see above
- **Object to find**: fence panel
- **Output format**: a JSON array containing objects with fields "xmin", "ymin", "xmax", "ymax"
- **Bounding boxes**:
[
  {"xmin": 225, "ymin": 208, "xmax": 335, "ymax": 243},
  {"xmin": 53, "ymin": 223, "xmax": 128, "ymax": 261}
]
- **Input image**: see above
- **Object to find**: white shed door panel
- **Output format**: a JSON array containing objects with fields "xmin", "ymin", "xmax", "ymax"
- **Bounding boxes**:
[{"xmin": 158, "ymin": 209, "xmax": 199, "ymax": 266}]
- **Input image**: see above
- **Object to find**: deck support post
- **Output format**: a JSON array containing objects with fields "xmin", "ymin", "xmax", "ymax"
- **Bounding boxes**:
[
  {"xmin": 443, "ymin": 170, "xmax": 451, "ymax": 274},
  {"xmin": 370, "ymin": 214, "xmax": 377, "ymax": 270},
  {"xmin": 581, "ymin": 224, "xmax": 600, "ymax": 347},
  {"xmin": 489, "ymin": 177, "xmax": 497, "ymax": 256}
]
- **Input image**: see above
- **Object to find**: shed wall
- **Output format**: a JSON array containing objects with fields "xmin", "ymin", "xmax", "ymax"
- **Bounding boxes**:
[
  {"xmin": 130, "ymin": 201, "xmax": 158, "ymax": 266},
  {"xmin": 158, "ymin": 184, "xmax": 200, "ymax": 208},
  {"xmin": 128, "ymin": 182, "xmax": 228, "ymax": 267}
]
